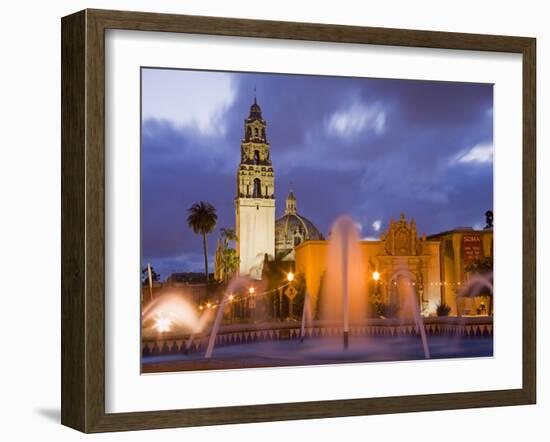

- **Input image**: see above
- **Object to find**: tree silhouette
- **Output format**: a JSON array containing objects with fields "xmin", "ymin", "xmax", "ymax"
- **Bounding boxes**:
[
  {"xmin": 141, "ymin": 265, "xmax": 160, "ymax": 286},
  {"xmin": 187, "ymin": 201, "xmax": 218, "ymax": 283},
  {"xmin": 220, "ymin": 227, "xmax": 237, "ymax": 245}
]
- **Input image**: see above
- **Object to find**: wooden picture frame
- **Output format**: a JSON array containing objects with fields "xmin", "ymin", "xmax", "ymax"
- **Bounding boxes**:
[{"xmin": 61, "ymin": 8, "xmax": 536, "ymax": 433}]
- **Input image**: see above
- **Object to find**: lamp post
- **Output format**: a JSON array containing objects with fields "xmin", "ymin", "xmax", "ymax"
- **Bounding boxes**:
[
  {"xmin": 147, "ymin": 263, "xmax": 154, "ymax": 302},
  {"xmin": 342, "ymin": 239, "xmax": 349, "ymax": 350},
  {"xmin": 278, "ymin": 288, "xmax": 283, "ymax": 320},
  {"xmin": 373, "ymin": 271, "xmax": 382, "ymax": 316},
  {"xmin": 286, "ymin": 272, "xmax": 295, "ymax": 319},
  {"xmin": 228, "ymin": 293, "xmax": 234, "ymax": 323},
  {"xmin": 248, "ymin": 286, "xmax": 255, "ymax": 321}
]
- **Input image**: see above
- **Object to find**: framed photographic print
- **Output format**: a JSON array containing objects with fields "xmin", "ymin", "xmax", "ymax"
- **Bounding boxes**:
[{"xmin": 61, "ymin": 9, "xmax": 536, "ymax": 433}]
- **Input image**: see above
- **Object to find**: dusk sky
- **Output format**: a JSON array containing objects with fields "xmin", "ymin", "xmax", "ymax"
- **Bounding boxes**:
[{"xmin": 141, "ymin": 68, "xmax": 493, "ymax": 279}]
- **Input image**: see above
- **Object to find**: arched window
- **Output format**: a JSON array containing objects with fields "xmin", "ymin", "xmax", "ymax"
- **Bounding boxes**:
[
  {"xmin": 247, "ymin": 127, "xmax": 251, "ymax": 140},
  {"xmin": 254, "ymin": 127, "xmax": 259, "ymax": 137},
  {"xmin": 262, "ymin": 128, "xmax": 266, "ymax": 140},
  {"xmin": 253, "ymin": 178, "xmax": 262, "ymax": 197},
  {"xmin": 254, "ymin": 150, "xmax": 260, "ymax": 164}
]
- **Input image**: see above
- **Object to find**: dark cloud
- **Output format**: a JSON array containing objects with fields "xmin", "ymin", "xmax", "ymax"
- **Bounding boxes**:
[{"xmin": 141, "ymin": 70, "xmax": 493, "ymax": 277}]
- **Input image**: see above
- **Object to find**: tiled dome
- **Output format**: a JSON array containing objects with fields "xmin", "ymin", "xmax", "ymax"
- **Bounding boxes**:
[{"xmin": 275, "ymin": 191, "xmax": 323, "ymax": 260}]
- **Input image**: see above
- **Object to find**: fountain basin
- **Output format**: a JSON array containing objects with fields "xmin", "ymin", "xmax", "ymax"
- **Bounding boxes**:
[
  {"xmin": 142, "ymin": 334, "xmax": 493, "ymax": 373},
  {"xmin": 141, "ymin": 316, "xmax": 493, "ymax": 373}
]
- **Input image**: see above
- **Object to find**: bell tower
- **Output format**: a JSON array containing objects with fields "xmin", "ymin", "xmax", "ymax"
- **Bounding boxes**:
[{"xmin": 235, "ymin": 94, "xmax": 275, "ymax": 279}]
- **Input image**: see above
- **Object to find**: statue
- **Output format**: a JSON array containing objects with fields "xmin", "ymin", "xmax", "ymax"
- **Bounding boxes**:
[{"xmin": 484, "ymin": 210, "xmax": 494, "ymax": 230}]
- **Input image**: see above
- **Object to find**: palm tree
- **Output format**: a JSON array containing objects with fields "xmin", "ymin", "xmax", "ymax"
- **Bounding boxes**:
[
  {"xmin": 187, "ymin": 201, "xmax": 218, "ymax": 283},
  {"xmin": 219, "ymin": 227, "xmax": 239, "ymax": 281},
  {"xmin": 220, "ymin": 227, "xmax": 237, "ymax": 245}
]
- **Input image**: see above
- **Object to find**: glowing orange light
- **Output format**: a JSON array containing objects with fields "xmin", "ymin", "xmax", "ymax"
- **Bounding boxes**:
[
  {"xmin": 207, "ymin": 302, "xmax": 212, "ymax": 308},
  {"xmin": 199, "ymin": 305, "xmax": 203, "ymax": 310},
  {"xmin": 372, "ymin": 271, "xmax": 380, "ymax": 281},
  {"xmin": 153, "ymin": 316, "xmax": 171, "ymax": 333},
  {"xmin": 249, "ymin": 287, "xmax": 255, "ymax": 295},
  {"xmin": 287, "ymin": 272, "xmax": 295, "ymax": 282},
  {"xmin": 228, "ymin": 294, "xmax": 234, "ymax": 301}
]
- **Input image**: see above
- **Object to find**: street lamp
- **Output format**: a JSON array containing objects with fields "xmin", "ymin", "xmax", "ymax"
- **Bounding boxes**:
[
  {"xmin": 372, "ymin": 271, "xmax": 382, "ymax": 317},
  {"xmin": 228, "ymin": 294, "xmax": 234, "ymax": 322},
  {"xmin": 248, "ymin": 287, "xmax": 256, "ymax": 321}
]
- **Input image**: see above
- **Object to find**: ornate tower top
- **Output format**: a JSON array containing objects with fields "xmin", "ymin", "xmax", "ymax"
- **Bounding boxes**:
[
  {"xmin": 248, "ymin": 87, "xmax": 262, "ymax": 120},
  {"xmin": 248, "ymin": 100, "xmax": 262, "ymax": 120},
  {"xmin": 236, "ymin": 96, "xmax": 274, "ymax": 199},
  {"xmin": 243, "ymin": 92, "xmax": 267, "ymax": 142},
  {"xmin": 285, "ymin": 190, "xmax": 297, "ymax": 215}
]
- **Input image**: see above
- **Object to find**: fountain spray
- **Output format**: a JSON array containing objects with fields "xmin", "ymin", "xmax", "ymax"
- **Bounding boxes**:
[
  {"xmin": 205, "ymin": 276, "xmax": 250, "ymax": 359},
  {"xmin": 342, "ymin": 230, "xmax": 349, "ymax": 350}
]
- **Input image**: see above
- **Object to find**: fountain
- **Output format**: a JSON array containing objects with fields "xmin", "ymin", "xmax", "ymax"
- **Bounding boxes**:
[
  {"xmin": 142, "ymin": 292, "xmax": 211, "ymax": 338},
  {"xmin": 392, "ymin": 268, "xmax": 430, "ymax": 359},
  {"xmin": 320, "ymin": 216, "xmax": 368, "ymax": 349},
  {"xmin": 300, "ymin": 291, "xmax": 313, "ymax": 342},
  {"xmin": 205, "ymin": 276, "xmax": 251, "ymax": 359},
  {"xmin": 457, "ymin": 272, "xmax": 493, "ymax": 315}
]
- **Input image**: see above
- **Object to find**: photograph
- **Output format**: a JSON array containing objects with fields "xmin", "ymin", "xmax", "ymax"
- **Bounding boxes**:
[{"xmin": 140, "ymin": 68, "xmax": 495, "ymax": 373}]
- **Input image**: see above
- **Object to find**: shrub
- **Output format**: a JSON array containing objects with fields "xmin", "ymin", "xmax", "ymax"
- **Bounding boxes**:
[
  {"xmin": 368, "ymin": 301, "xmax": 382, "ymax": 318},
  {"xmin": 436, "ymin": 302, "xmax": 451, "ymax": 316},
  {"xmin": 379, "ymin": 302, "xmax": 400, "ymax": 318}
]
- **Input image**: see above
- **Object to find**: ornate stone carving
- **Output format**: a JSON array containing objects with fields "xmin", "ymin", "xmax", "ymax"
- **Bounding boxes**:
[{"xmin": 384, "ymin": 213, "xmax": 424, "ymax": 256}]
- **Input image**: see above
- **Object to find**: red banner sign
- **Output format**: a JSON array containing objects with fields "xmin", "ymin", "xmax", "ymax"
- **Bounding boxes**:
[{"xmin": 463, "ymin": 235, "xmax": 483, "ymax": 264}]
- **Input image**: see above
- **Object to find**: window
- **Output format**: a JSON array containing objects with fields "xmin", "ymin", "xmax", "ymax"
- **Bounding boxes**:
[{"xmin": 253, "ymin": 178, "xmax": 262, "ymax": 197}]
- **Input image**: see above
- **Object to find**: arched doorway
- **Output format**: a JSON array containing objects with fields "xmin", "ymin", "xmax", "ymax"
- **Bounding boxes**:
[{"xmin": 389, "ymin": 269, "xmax": 421, "ymax": 317}]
